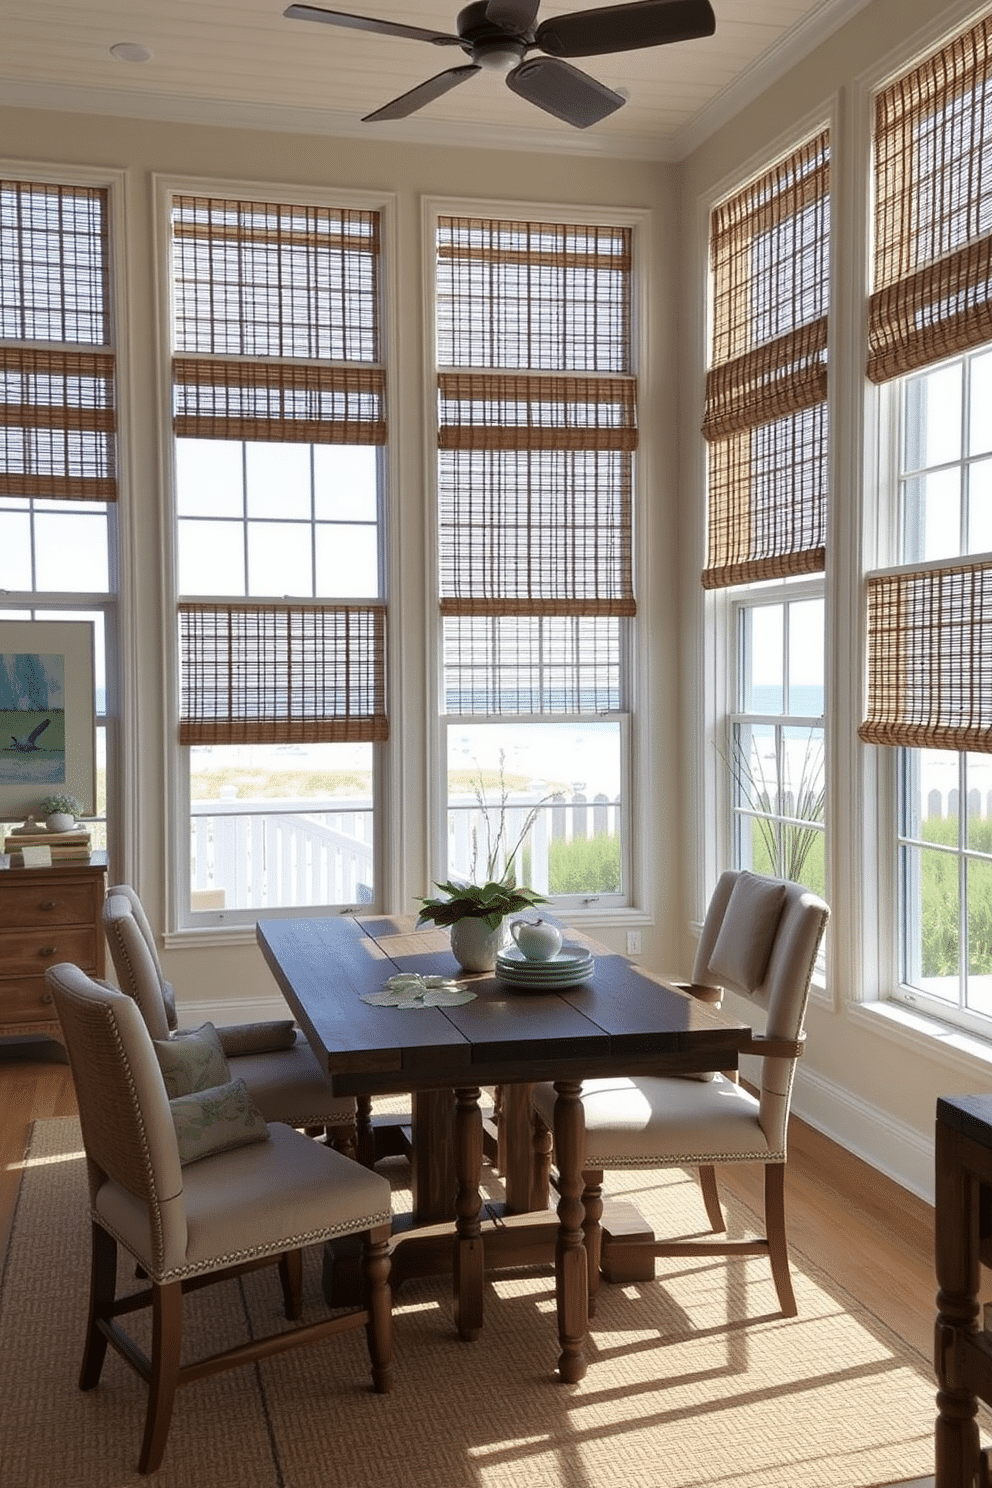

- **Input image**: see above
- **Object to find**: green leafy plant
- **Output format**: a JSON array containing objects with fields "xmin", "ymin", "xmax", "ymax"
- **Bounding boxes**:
[
  {"xmin": 416, "ymin": 879, "xmax": 547, "ymax": 931},
  {"xmin": 39, "ymin": 792, "xmax": 80, "ymax": 818}
]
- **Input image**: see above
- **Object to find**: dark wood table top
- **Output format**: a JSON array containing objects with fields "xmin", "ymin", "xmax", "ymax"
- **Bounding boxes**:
[{"xmin": 256, "ymin": 913, "xmax": 748, "ymax": 1095}]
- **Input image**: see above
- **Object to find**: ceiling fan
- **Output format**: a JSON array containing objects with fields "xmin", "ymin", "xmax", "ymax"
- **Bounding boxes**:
[{"xmin": 284, "ymin": 0, "xmax": 717, "ymax": 129}]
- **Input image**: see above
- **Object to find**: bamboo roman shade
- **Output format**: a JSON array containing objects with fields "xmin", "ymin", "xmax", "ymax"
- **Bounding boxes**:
[
  {"xmin": 868, "ymin": 14, "xmax": 992, "ymax": 384},
  {"xmin": 171, "ymin": 197, "xmax": 384, "ymax": 446},
  {"xmin": 179, "ymin": 602, "xmax": 387, "ymax": 745},
  {"xmin": 702, "ymin": 132, "xmax": 830, "ymax": 589},
  {"xmin": 861, "ymin": 17, "xmax": 992, "ymax": 755},
  {"xmin": 436, "ymin": 215, "xmax": 635, "ymax": 716},
  {"xmin": 436, "ymin": 217, "xmax": 635, "ymax": 708},
  {"xmin": 0, "ymin": 180, "xmax": 117, "ymax": 501},
  {"xmin": 859, "ymin": 560, "xmax": 992, "ymax": 751},
  {"xmin": 173, "ymin": 194, "xmax": 387, "ymax": 746}
]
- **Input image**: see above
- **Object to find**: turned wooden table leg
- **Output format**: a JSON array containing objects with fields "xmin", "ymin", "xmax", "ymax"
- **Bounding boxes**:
[
  {"xmin": 453, "ymin": 1084, "xmax": 484, "ymax": 1342},
  {"xmin": 553, "ymin": 1077, "xmax": 588, "ymax": 1383},
  {"xmin": 935, "ymin": 1119, "xmax": 982, "ymax": 1488}
]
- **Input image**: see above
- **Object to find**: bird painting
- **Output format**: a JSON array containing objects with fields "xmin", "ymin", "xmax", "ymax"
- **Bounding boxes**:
[{"xmin": 7, "ymin": 718, "xmax": 51, "ymax": 752}]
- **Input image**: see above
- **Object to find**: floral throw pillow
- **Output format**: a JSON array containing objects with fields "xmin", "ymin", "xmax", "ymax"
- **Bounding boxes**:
[
  {"xmin": 154, "ymin": 1022, "xmax": 230, "ymax": 1099},
  {"xmin": 169, "ymin": 1078, "xmax": 271, "ymax": 1166}
]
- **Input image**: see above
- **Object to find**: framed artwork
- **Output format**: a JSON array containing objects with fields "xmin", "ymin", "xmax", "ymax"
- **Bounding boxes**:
[{"xmin": 0, "ymin": 620, "xmax": 96, "ymax": 821}]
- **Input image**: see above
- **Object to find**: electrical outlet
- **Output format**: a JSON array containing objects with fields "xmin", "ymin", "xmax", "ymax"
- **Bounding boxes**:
[{"xmin": 626, "ymin": 930, "xmax": 642, "ymax": 955}]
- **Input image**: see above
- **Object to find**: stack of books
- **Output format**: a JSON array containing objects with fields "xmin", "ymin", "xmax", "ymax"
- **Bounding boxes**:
[{"xmin": 3, "ymin": 827, "xmax": 92, "ymax": 864}]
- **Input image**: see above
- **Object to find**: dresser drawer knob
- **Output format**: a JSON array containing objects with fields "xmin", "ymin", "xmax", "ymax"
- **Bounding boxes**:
[
  {"xmin": 40, "ymin": 899, "xmax": 58, "ymax": 911},
  {"xmin": 41, "ymin": 991, "xmax": 53, "ymax": 1005},
  {"xmin": 39, "ymin": 946, "xmax": 58, "ymax": 958}
]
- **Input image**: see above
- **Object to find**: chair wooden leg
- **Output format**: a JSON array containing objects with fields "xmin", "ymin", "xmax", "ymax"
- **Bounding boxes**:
[
  {"xmin": 356, "ymin": 1095, "xmax": 375, "ymax": 1168},
  {"xmin": 764, "ymin": 1163, "xmax": 797, "ymax": 1317},
  {"xmin": 328, "ymin": 1120, "xmax": 358, "ymax": 1160},
  {"xmin": 278, "ymin": 1248, "xmax": 303, "ymax": 1320},
  {"xmin": 362, "ymin": 1225, "xmax": 394, "ymax": 1394},
  {"xmin": 581, "ymin": 1169, "xmax": 604, "ymax": 1318},
  {"xmin": 79, "ymin": 1221, "xmax": 116, "ymax": 1390},
  {"xmin": 698, "ymin": 1164, "xmax": 726, "ymax": 1232},
  {"xmin": 139, "ymin": 1280, "xmax": 183, "ymax": 1475}
]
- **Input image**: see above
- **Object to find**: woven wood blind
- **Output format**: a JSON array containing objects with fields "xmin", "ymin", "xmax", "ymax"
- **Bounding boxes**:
[
  {"xmin": 702, "ymin": 132, "xmax": 829, "ymax": 589},
  {"xmin": 178, "ymin": 602, "xmax": 388, "ymax": 746},
  {"xmin": 868, "ymin": 15, "xmax": 992, "ymax": 383},
  {"xmin": 1, "ymin": 180, "xmax": 117, "ymax": 501},
  {"xmin": 171, "ymin": 195, "xmax": 383, "ymax": 445},
  {"xmin": 436, "ymin": 215, "xmax": 636, "ymax": 647},
  {"xmin": 859, "ymin": 559, "xmax": 992, "ymax": 751}
]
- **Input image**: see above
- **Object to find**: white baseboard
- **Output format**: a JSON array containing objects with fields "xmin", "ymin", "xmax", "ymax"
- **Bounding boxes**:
[
  {"xmin": 792, "ymin": 1065, "xmax": 934, "ymax": 1206},
  {"xmin": 178, "ymin": 995, "xmax": 294, "ymax": 1027}
]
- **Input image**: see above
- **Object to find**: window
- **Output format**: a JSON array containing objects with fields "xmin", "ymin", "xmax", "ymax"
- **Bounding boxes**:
[
  {"xmin": 873, "ymin": 350, "xmax": 992, "ymax": 1029},
  {"xmin": 432, "ymin": 212, "xmax": 638, "ymax": 907},
  {"xmin": 862, "ymin": 13, "xmax": 992, "ymax": 1034},
  {"xmin": 0, "ymin": 174, "xmax": 120, "ymax": 848},
  {"xmin": 730, "ymin": 587, "xmax": 825, "ymax": 894},
  {"xmin": 703, "ymin": 131, "xmax": 830, "ymax": 891},
  {"xmin": 167, "ymin": 192, "xmax": 387, "ymax": 923}
]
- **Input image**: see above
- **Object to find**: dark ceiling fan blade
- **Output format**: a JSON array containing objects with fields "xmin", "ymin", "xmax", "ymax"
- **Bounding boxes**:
[
  {"xmin": 284, "ymin": 5, "xmax": 463, "ymax": 47},
  {"xmin": 536, "ymin": 0, "xmax": 716, "ymax": 59},
  {"xmin": 363, "ymin": 65, "xmax": 482, "ymax": 121},
  {"xmin": 485, "ymin": 0, "xmax": 541, "ymax": 30},
  {"xmin": 506, "ymin": 56, "xmax": 624, "ymax": 128}
]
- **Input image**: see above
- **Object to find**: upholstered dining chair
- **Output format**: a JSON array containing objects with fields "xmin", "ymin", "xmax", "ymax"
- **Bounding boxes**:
[
  {"xmin": 103, "ymin": 884, "xmax": 358, "ymax": 1150},
  {"xmin": 47, "ymin": 961, "xmax": 393, "ymax": 1475},
  {"xmin": 531, "ymin": 870, "xmax": 829, "ymax": 1319}
]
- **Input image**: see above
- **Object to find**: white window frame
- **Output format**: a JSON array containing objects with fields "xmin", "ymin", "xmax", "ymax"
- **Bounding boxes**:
[
  {"xmin": 0, "ymin": 160, "xmax": 130, "ymax": 875},
  {"xmin": 422, "ymin": 196, "xmax": 652, "ymax": 925},
  {"xmin": 154, "ymin": 175, "xmax": 401, "ymax": 940},
  {"xmin": 873, "ymin": 349, "xmax": 992, "ymax": 1040}
]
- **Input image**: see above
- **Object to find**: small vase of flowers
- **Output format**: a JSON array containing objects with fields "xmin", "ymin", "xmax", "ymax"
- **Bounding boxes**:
[{"xmin": 39, "ymin": 792, "xmax": 81, "ymax": 834}]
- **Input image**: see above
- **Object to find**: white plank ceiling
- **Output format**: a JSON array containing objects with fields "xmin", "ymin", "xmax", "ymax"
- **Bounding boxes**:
[{"xmin": 0, "ymin": 0, "xmax": 873, "ymax": 160}]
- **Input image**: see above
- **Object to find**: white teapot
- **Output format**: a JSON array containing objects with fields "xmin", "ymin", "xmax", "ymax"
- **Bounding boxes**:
[{"xmin": 510, "ymin": 917, "xmax": 562, "ymax": 962}]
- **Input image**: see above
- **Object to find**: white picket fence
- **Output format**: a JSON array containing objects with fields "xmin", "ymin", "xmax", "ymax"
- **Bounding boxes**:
[{"xmin": 191, "ymin": 785, "xmax": 620, "ymax": 909}]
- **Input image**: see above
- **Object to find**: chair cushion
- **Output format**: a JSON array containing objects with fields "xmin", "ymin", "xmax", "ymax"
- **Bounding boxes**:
[
  {"xmin": 229, "ymin": 1030, "xmax": 355, "ymax": 1127},
  {"xmin": 170, "ymin": 1078, "xmax": 271, "ymax": 1165},
  {"xmin": 707, "ymin": 871, "xmax": 787, "ymax": 995},
  {"xmin": 532, "ymin": 1074, "xmax": 778, "ymax": 1168},
  {"xmin": 155, "ymin": 1022, "xmax": 230, "ymax": 1098},
  {"xmin": 217, "ymin": 1020, "xmax": 298, "ymax": 1057}
]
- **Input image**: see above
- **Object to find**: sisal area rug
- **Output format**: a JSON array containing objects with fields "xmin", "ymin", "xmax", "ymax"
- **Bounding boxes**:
[{"xmin": 0, "ymin": 1116, "xmax": 942, "ymax": 1488}]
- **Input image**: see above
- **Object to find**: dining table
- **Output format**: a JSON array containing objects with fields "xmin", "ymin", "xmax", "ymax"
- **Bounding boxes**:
[{"xmin": 256, "ymin": 912, "xmax": 750, "ymax": 1383}]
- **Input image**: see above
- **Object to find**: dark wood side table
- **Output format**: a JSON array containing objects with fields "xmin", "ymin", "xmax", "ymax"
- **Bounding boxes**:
[
  {"xmin": 935, "ymin": 1094, "xmax": 992, "ymax": 1487},
  {"xmin": 0, "ymin": 851, "xmax": 108, "ymax": 1047}
]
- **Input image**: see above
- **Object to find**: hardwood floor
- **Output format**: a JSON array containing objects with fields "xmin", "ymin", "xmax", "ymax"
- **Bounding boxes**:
[{"xmin": 1, "ymin": 1036, "xmax": 939, "ymax": 1357}]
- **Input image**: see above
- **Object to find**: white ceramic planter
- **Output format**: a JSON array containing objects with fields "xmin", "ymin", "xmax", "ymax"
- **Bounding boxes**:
[
  {"xmin": 449, "ymin": 916, "xmax": 508, "ymax": 973},
  {"xmin": 46, "ymin": 812, "xmax": 75, "ymax": 833}
]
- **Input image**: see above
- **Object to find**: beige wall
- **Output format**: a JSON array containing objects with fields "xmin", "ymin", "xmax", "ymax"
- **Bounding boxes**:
[
  {"xmin": 675, "ymin": 0, "xmax": 992, "ymax": 1199},
  {"xmin": 0, "ymin": 106, "xmax": 679, "ymax": 1011}
]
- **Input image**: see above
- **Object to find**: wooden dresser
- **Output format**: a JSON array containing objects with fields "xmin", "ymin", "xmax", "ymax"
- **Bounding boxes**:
[{"xmin": 0, "ymin": 851, "xmax": 108, "ymax": 1046}]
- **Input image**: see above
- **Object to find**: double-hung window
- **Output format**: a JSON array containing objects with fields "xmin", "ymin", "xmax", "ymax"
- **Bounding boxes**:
[
  {"xmin": 0, "ymin": 173, "xmax": 120, "ymax": 847},
  {"xmin": 433, "ymin": 212, "xmax": 638, "ymax": 906},
  {"xmin": 167, "ymin": 191, "xmax": 387, "ymax": 924},
  {"xmin": 861, "ymin": 13, "xmax": 992, "ymax": 1032},
  {"xmin": 703, "ymin": 132, "xmax": 830, "ymax": 894}
]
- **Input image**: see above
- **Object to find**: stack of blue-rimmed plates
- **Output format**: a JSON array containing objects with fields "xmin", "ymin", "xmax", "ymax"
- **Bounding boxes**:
[{"xmin": 494, "ymin": 943, "xmax": 595, "ymax": 990}]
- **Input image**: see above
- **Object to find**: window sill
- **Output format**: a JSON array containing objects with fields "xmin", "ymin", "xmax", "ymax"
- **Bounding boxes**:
[{"xmin": 849, "ymin": 997, "xmax": 992, "ymax": 1079}]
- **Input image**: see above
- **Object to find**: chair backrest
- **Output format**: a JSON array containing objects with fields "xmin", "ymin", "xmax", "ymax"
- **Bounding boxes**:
[
  {"xmin": 696, "ymin": 870, "xmax": 829, "ymax": 1150},
  {"xmin": 45, "ymin": 961, "xmax": 186, "ymax": 1273},
  {"xmin": 689, "ymin": 871, "xmax": 738, "ymax": 988},
  {"xmin": 103, "ymin": 884, "xmax": 177, "ymax": 1039}
]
